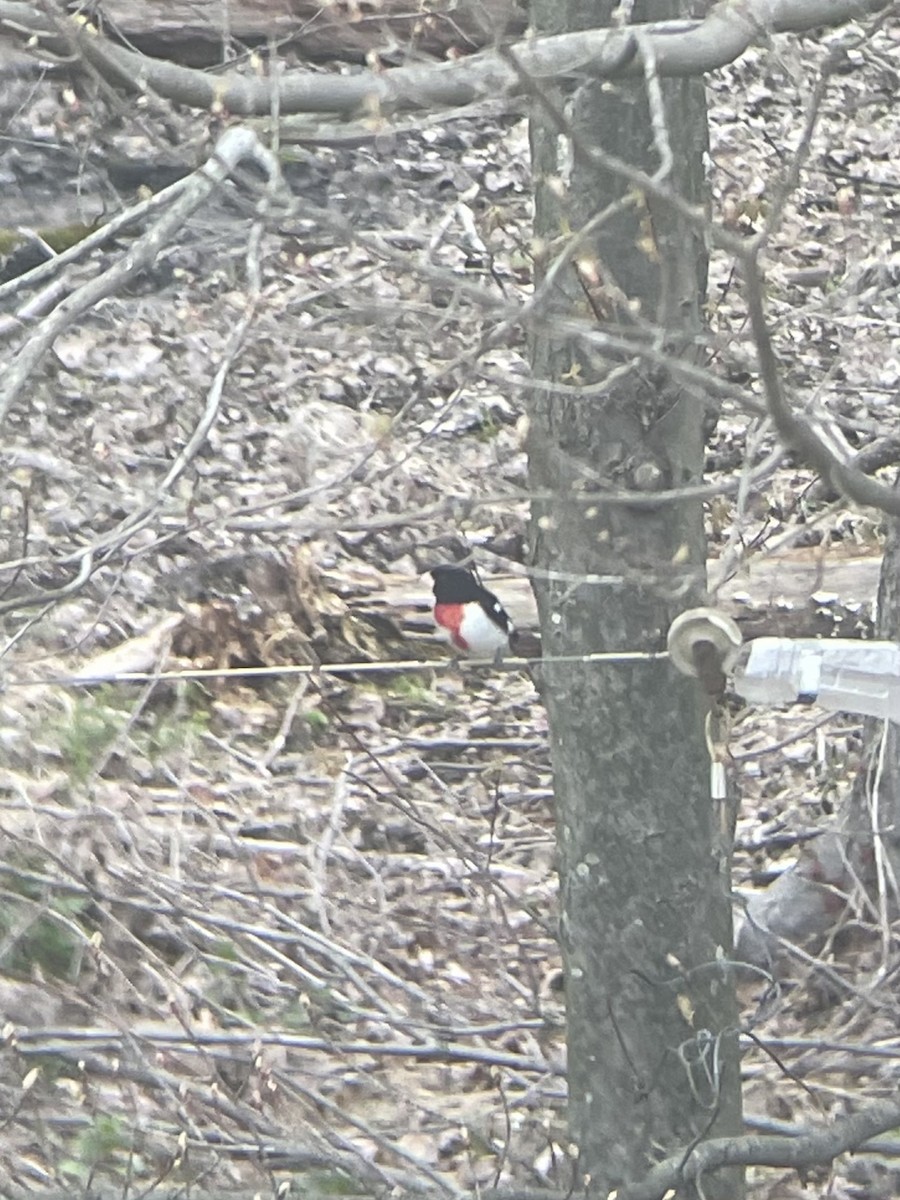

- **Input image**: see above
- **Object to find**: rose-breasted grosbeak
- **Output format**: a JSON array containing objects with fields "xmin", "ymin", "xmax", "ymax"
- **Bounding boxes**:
[{"xmin": 428, "ymin": 565, "xmax": 517, "ymax": 660}]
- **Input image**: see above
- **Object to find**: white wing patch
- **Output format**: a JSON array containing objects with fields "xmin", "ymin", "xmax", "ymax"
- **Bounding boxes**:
[{"xmin": 458, "ymin": 601, "xmax": 513, "ymax": 657}]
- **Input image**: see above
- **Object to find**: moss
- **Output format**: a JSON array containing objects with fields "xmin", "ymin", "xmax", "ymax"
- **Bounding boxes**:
[{"xmin": 0, "ymin": 221, "xmax": 104, "ymax": 261}]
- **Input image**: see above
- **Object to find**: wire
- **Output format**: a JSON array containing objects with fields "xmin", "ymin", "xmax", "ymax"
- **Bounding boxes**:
[{"xmin": 1, "ymin": 648, "xmax": 670, "ymax": 690}]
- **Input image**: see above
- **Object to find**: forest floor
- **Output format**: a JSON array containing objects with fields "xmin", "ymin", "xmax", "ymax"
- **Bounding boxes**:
[{"xmin": 0, "ymin": 15, "xmax": 899, "ymax": 1200}]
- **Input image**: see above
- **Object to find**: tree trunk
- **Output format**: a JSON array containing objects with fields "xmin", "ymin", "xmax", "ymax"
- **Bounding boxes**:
[{"xmin": 526, "ymin": 1, "xmax": 743, "ymax": 1195}]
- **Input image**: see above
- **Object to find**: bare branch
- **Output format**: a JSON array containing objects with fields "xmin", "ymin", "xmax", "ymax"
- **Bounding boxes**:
[
  {"xmin": 0, "ymin": 0, "xmax": 889, "ymax": 118},
  {"xmin": 806, "ymin": 435, "xmax": 900, "ymax": 502},
  {"xmin": 741, "ymin": 252, "xmax": 900, "ymax": 516},
  {"xmin": 0, "ymin": 126, "xmax": 282, "ymax": 426},
  {"xmin": 616, "ymin": 1093, "xmax": 900, "ymax": 1199},
  {"xmin": 13, "ymin": 1023, "xmax": 560, "ymax": 1079}
]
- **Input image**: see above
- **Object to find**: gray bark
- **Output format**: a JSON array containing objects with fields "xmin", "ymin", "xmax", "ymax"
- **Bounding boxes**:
[
  {"xmin": 68, "ymin": 0, "xmax": 524, "ymax": 65},
  {"xmin": 0, "ymin": 1, "xmax": 889, "ymax": 118},
  {"xmin": 526, "ymin": 0, "xmax": 743, "ymax": 1194}
]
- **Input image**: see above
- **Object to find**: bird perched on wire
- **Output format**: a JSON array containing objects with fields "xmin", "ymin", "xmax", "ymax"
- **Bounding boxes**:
[{"xmin": 428, "ymin": 564, "xmax": 517, "ymax": 661}]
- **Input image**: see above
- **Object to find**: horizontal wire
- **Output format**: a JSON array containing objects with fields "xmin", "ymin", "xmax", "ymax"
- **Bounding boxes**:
[{"xmin": 1, "ymin": 648, "xmax": 671, "ymax": 690}]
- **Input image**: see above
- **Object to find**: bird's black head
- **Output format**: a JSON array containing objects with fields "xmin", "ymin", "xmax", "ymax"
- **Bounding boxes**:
[{"xmin": 428, "ymin": 565, "xmax": 484, "ymax": 604}]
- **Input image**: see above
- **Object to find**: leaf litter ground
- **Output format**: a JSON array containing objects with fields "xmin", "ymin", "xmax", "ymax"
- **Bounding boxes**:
[{"xmin": 0, "ymin": 20, "xmax": 899, "ymax": 1198}]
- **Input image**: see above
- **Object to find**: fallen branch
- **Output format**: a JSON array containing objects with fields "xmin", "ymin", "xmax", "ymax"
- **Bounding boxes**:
[
  {"xmin": 0, "ymin": 126, "xmax": 283, "ymax": 425},
  {"xmin": 0, "ymin": 0, "xmax": 889, "ymax": 119},
  {"xmin": 617, "ymin": 1091, "xmax": 900, "ymax": 1199}
]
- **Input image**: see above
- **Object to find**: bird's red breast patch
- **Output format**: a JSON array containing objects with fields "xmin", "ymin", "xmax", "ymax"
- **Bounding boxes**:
[{"xmin": 433, "ymin": 602, "xmax": 467, "ymax": 650}]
